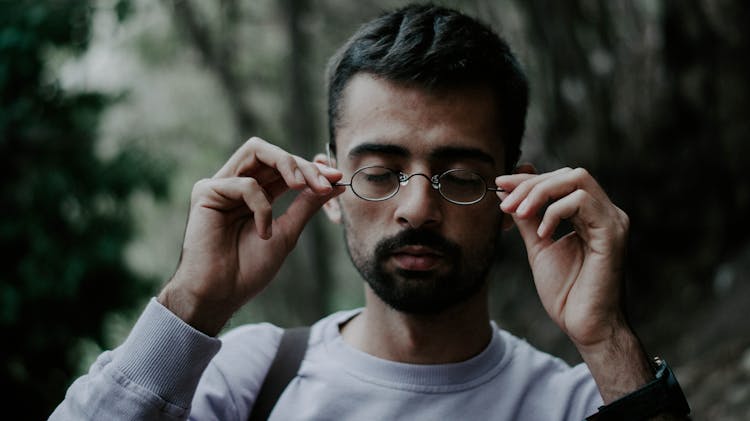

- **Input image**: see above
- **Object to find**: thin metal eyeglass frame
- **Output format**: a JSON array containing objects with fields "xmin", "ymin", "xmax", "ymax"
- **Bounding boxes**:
[{"xmin": 333, "ymin": 165, "xmax": 505, "ymax": 205}]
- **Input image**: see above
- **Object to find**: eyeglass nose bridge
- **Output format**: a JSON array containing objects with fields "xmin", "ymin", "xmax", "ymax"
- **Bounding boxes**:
[{"xmin": 398, "ymin": 172, "xmax": 441, "ymax": 190}]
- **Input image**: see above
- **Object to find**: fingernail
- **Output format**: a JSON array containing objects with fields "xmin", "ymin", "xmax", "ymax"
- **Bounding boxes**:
[
  {"xmin": 499, "ymin": 198, "xmax": 509, "ymax": 211},
  {"xmin": 537, "ymin": 222, "xmax": 546, "ymax": 237},
  {"xmin": 294, "ymin": 168, "xmax": 304, "ymax": 184},
  {"xmin": 317, "ymin": 163, "xmax": 337, "ymax": 172},
  {"xmin": 517, "ymin": 199, "xmax": 529, "ymax": 214},
  {"xmin": 318, "ymin": 174, "xmax": 332, "ymax": 190}
]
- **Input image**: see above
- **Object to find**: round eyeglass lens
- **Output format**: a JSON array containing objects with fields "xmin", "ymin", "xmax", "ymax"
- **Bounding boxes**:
[
  {"xmin": 439, "ymin": 169, "xmax": 487, "ymax": 204},
  {"xmin": 351, "ymin": 166, "xmax": 400, "ymax": 201}
]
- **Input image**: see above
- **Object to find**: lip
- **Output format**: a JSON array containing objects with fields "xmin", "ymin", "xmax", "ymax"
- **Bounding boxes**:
[{"xmin": 390, "ymin": 245, "xmax": 444, "ymax": 271}]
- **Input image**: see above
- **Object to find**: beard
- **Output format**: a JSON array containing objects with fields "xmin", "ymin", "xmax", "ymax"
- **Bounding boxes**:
[{"xmin": 344, "ymin": 224, "xmax": 500, "ymax": 315}]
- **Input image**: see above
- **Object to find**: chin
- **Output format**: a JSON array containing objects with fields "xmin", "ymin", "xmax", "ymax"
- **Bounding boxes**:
[{"xmin": 367, "ymin": 270, "xmax": 486, "ymax": 316}]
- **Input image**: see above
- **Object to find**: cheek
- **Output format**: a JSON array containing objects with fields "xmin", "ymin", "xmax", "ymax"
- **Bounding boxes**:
[
  {"xmin": 340, "ymin": 195, "xmax": 389, "ymax": 223},
  {"xmin": 340, "ymin": 199, "xmax": 389, "ymax": 243},
  {"xmin": 446, "ymin": 204, "xmax": 503, "ymax": 244}
]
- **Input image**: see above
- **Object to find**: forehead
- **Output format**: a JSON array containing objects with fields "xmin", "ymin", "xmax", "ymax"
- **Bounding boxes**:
[{"xmin": 335, "ymin": 73, "xmax": 504, "ymax": 168}]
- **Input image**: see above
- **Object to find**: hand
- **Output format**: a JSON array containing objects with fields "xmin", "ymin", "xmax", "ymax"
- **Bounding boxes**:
[
  {"xmin": 158, "ymin": 137, "xmax": 344, "ymax": 335},
  {"xmin": 495, "ymin": 167, "xmax": 630, "ymax": 348}
]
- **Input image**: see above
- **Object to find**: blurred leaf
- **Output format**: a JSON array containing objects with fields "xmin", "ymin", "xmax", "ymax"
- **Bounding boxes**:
[{"xmin": 0, "ymin": 1, "xmax": 167, "ymax": 418}]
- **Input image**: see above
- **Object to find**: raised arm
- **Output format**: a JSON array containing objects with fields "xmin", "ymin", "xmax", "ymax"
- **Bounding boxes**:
[
  {"xmin": 50, "ymin": 137, "xmax": 343, "ymax": 420},
  {"xmin": 496, "ymin": 166, "xmax": 689, "ymax": 420}
]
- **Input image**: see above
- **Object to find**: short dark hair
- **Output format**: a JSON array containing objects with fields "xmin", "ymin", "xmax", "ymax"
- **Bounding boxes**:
[{"xmin": 326, "ymin": 3, "xmax": 529, "ymax": 172}]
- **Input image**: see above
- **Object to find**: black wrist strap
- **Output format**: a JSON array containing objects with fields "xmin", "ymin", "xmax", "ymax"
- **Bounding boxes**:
[
  {"xmin": 248, "ymin": 327, "xmax": 311, "ymax": 421},
  {"xmin": 586, "ymin": 357, "xmax": 690, "ymax": 421}
]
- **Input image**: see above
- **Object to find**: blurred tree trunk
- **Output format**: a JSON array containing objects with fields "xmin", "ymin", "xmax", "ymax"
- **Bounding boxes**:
[
  {"xmin": 164, "ymin": 0, "xmax": 329, "ymax": 324},
  {"xmin": 1, "ymin": 3, "xmax": 167, "ymax": 417},
  {"xmin": 510, "ymin": 0, "xmax": 750, "ymax": 345},
  {"xmin": 167, "ymin": 0, "xmax": 256, "ymax": 135},
  {"xmin": 165, "ymin": 0, "xmax": 334, "ymax": 321},
  {"xmin": 282, "ymin": 0, "xmax": 334, "ymax": 318}
]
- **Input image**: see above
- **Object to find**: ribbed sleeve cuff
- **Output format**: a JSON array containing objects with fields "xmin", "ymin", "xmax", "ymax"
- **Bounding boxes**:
[{"xmin": 113, "ymin": 298, "xmax": 222, "ymax": 409}]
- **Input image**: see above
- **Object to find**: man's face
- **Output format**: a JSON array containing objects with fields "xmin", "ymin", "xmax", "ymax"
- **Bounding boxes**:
[{"xmin": 329, "ymin": 73, "xmax": 507, "ymax": 315}]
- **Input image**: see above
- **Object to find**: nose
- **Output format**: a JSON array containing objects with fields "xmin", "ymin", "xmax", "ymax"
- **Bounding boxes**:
[{"xmin": 393, "ymin": 174, "xmax": 443, "ymax": 229}]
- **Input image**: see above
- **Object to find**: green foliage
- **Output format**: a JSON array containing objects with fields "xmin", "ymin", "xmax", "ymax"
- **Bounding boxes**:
[{"xmin": 0, "ymin": 1, "xmax": 165, "ymax": 417}]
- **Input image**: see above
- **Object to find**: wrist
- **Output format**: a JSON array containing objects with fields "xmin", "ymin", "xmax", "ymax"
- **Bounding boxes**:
[
  {"xmin": 576, "ymin": 323, "xmax": 655, "ymax": 403},
  {"xmin": 573, "ymin": 315, "xmax": 635, "ymax": 357},
  {"xmin": 158, "ymin": 284, "xmax": 232, "ymax": 336},
  {"xmin": 586, "ymin": 357, "xmax": 691, "ymax": 420}
]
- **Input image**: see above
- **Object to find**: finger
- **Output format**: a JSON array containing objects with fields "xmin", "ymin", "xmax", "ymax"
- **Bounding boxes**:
[
  {"xmin": 500, "ymin": 168, "xmax": 574, "ymax": 212},
  {"xmin": 215, "ymin": 137, "xmax": 269, "ymax": 178},
  {"xmin": 315, "ymin": 162, "xmax": 341, "ymax": 174},
  {"xmin": 536, "ymin": 189, "xmax": 590, "ymax": 239},
  {"xmin": 495, "ymin": 162, "xmax": 536, "ymax": 187},
  {"xmin": 512, "ymin": 168, "xmax": 594, "ymax": 218},
  {"xmin": 259, "ymin": 151, "xmax": 306, "ymax": 190},
  {"xmin": 293, "ymin": 156, "xmax": 337, "ymax": 194},
  {"xmin": 315, "ymin": 162, "xmax": 344, "ymax": 182},
  {"xmin": 262, "ymin": 169, "xmax": 337, "ymax": 203},
  {"xmin": 500, "ymin": 167, "xmax": 610, "ymax": 217},
  {"xmin": 517, "ymin": 168, "xmax": 613, "ymax": 220},
  {"xmin": 542, "ymin": 167, "xmax": 609, "ymax": 203},
  {"xmin": 495, "ymin": 173, "xmax": 536, "ymax": 190},
  {"xmin": 275, "ymin": 186, "xmax": 346, "ymax": 247},
  {"xmin": 215, "ymin": 137, "xmax": 308, "ymax": 191},
  {"xmin": 248, "ymin": 156, "xmax": 339, "ymax": 195},
  {"xmin": 200, "ymin": 177, "xmax": 274, "ymax": 239},
  {"xmin": 540, "ymin": 188, "xmax": 629, "ymax": 250},
  {"xmin": 495, "ymin": 173, "xmax": 535, "ymax": 202}
]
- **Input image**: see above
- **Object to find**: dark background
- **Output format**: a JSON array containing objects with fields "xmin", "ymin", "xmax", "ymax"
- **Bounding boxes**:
[{"xmin": 2, "ymin": 0, "xmax": 748, "ymax": 419}]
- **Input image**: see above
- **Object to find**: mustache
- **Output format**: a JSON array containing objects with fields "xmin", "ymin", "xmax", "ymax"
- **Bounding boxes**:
[{"xmin": 374, "ymin": 229, "xmax": 460, "ymax": 259}]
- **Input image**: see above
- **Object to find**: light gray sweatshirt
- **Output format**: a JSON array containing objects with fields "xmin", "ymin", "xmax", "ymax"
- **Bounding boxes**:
[{"xmin": 50, "ymin": 299, "xmax": 602, "ymax": 420}]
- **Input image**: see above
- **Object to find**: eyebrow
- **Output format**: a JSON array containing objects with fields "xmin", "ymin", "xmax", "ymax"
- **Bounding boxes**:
[
  {"xmin": 346, "ymin": 142, "xmax": 496, "ymax": 166},
  {"xmin": 429, "ymin": 146, "xmax": 496, "ymax": 166},
  {"xmin": 347, "ymin": 143, "xmax": 411, "ymax": 159}
]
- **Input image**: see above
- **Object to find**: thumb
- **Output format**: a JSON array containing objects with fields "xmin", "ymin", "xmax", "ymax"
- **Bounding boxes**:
[{"xmin": 276, "ymin": 186, "xmax": 344, "ymax": 241}]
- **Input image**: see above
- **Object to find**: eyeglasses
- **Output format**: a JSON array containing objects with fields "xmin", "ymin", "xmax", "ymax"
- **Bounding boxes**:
[{"xmin": 334, "ymin": 166, "xmax": 504, "ymax": 205}]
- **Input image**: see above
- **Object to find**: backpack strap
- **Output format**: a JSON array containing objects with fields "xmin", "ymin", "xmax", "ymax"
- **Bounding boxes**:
[{"xmin": 247, "ymin": 326, "xmax": 311, "ymax": 421}]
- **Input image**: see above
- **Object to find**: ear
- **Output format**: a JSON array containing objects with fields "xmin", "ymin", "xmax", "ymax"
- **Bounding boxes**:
[
  {"xmin": 514, "ymin": 162, "xmax": 537, "ymax": 175},
  {"xmin": 313, "ymin": 153, "xmax": 342, "ymax": 224},
  {"xmin": 501, "ymin": 162, "xmax": 537, "ymax": 231}
]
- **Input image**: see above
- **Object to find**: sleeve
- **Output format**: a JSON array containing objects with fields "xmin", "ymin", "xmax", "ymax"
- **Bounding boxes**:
[
  {"xmin": 49, "ymin": 298, "xmax": 222, "ymax": 421},
  {"xmin": 188, "ymin": 323, "xmax": 284, "ymax": 420}
]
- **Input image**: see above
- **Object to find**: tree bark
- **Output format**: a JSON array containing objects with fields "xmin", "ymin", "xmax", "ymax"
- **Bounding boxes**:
[
  {"xmin": 167, "ymin": 0, "xmax": 256, "ymax": 136},
  {"xmin": 282, "ymin": 0, "xmax": 334, "ymax": 319}
]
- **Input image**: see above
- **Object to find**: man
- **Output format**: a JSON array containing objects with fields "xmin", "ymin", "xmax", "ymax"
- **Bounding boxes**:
[{"xmin": 52, "ymin": 4, "xmax": 689, "ymax": 420}]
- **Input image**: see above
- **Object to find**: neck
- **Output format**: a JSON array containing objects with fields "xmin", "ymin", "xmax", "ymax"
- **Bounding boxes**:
[{"xmin": 340, "ymin": 284, "xmax": 492, "ymax": 364}]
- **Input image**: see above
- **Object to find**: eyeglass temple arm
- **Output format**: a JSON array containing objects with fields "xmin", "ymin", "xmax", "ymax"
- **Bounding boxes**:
[{"xmin": 487, "ymin": 187, "xmax": 505, "ymax": 192}]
